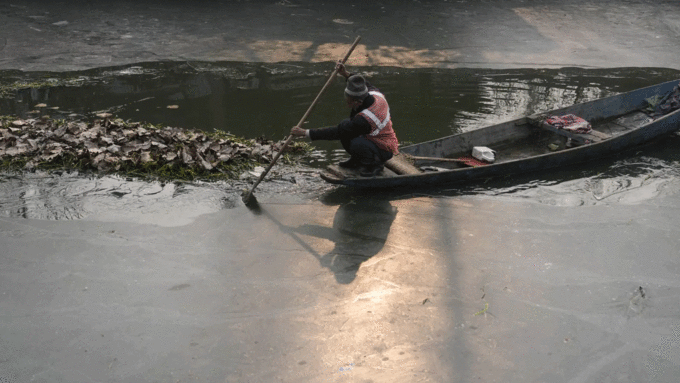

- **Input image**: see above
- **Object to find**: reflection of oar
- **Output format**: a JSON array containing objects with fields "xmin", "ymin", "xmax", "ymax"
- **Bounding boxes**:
[
  {"xmin": 242, "ymin": 36, "xmax": 362, "ymax": 207},
  {"xmin": 248, "ymin": 203, "xmax": 323, "ymax": 262}
]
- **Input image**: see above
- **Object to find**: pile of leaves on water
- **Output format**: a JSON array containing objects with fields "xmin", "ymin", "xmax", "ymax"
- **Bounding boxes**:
[{"xmin": 0, "ymin": 115, "xmax": 311, "ymax": 181}]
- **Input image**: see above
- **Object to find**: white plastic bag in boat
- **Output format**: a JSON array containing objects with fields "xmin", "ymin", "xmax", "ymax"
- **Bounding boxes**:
[{"xmin": 472, "ymin": 146, "xmax": 496, "ymax": 163}]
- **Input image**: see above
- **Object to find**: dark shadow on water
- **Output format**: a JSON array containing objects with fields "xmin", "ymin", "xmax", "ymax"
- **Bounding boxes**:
[
  {"xmin": 297, "ymin": 190, "xmax": 398, "ymax": 284},
  {"xmin": 250, "ymin": 188, "xmax": 397, "ymax": 284}
]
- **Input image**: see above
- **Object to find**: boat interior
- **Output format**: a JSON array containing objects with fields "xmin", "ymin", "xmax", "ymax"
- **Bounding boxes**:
[{"xmin": 409, "ymin": 109, "xmax": 657, "ymax": 170}]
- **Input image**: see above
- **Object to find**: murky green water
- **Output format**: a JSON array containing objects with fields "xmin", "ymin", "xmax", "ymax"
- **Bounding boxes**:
[
  {"xmin": 3, "ymin": 63, "xmax": 679, "ymax": 160},
  {"xmin": 1, "ymin": 63, "xmax": 680, "ymax": 219}
]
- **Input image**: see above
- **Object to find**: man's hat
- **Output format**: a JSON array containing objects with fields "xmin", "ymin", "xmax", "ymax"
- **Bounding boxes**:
[{"xmin": 345, "ymin": 75, "xmax": 368, "ymax": 97}]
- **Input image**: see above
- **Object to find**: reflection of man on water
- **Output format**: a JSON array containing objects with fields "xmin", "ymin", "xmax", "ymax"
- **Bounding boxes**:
[
  {"xmin": 296, "ymin": 196, "xmax": 397, "ymax": 284},
  {"xmin": 290, "ymin": 61, "xmax": 399, "ymax": 177}
]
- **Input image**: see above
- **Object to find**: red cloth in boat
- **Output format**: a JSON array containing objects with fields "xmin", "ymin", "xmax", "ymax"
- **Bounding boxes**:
[{"xmin": 545, "ymin": 114, "xmax": 592, "ymax": 134}]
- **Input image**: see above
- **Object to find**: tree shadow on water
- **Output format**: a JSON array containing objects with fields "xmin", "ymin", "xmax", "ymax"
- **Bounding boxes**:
[{"xmin": 295, "ymin": 189, "xmax": 398, "ymax": 284}]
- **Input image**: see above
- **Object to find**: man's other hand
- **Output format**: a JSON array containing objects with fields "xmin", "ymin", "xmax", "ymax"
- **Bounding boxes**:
[{"xmin": 290, "ymin": 126, "xmax": 308, "ymax": 138}]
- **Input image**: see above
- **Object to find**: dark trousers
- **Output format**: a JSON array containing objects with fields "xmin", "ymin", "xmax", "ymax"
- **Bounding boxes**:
[{"xmin": 340, "ymin": 136, "xmax": 393, "ymax": 166}]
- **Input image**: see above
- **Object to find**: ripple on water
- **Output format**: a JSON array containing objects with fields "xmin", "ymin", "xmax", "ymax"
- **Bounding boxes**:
[
  {"xmin": 0, "ymin": 171, "xmax": 242, "ymax": 225},
  {"xmin": 464, "ymin": 154, "xmax": 680, "ymax": 207},
  {"xmin": 0, "ymin": 167, "xmax": 329, "ymax": 224}
]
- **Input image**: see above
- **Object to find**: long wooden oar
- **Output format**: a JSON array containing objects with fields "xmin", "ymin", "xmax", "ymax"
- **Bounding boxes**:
[
  {"xmin": 408, "ymin": 155, "xmax": 470, "ymax": 163},
  {"xmin": 242, "ymin": 36, "xmax": 362, "ymax": 206},
  {"xmin": 407, "ymin": 155, "xmax": 489, "ymax": 167}
]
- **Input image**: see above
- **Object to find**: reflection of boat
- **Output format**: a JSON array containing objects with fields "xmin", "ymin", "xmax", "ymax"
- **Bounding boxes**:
[{"xmin": 321, "ymin": 79, "xmax": 680, "ymax": 188}]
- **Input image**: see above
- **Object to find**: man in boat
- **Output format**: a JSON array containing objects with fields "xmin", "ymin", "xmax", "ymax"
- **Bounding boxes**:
[{"xmin": 290, "ymin": 62, "xmax": 399, "ymax": 177}]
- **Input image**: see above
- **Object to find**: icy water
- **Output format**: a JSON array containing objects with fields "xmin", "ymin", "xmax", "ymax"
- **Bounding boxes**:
[{"xmin": 1, "ymin": 63, "xmax": 680, "ymax": 219}]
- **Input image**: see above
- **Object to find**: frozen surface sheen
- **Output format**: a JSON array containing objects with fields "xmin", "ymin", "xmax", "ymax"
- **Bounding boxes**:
[{"xmin": 2, "ymin": 187, "xmax": 680, "ymax": 382}]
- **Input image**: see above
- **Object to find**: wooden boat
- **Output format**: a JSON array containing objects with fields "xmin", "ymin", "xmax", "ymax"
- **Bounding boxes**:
[{"xmin": 320, "ymin": 79, "xmax": 680, "ymax": 188}]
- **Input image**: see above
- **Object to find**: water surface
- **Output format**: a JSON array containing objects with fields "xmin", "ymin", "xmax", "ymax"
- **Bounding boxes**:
[{"xmin": 2, "ymin": 63, "xmax": 680, "ymax": 219}]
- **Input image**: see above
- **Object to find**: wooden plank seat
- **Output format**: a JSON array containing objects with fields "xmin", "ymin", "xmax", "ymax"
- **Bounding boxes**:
[{"xmin": 527, "ymin": 115, "xmax": 611, "ymax": 144}]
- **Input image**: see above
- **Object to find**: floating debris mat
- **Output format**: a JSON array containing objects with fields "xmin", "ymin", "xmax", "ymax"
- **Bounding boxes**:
[{"xmin": 0, "ymin": 116, "xmax": 309, "ymax": 180}]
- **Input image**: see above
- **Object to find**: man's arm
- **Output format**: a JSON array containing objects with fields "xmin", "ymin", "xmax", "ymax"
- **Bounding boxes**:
[
  {"xmin": 309, "ymin": 117, "xmax": 371, "ymax": 141},
  {"xmin": 289, "ymin": 62, "xmax": 374, "ymax": 140},
  {"xmin": 290, "ymin": 117, "xmax": 371, "ymax": 141}
]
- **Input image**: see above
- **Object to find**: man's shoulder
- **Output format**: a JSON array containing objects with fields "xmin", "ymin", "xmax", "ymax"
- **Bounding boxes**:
[{"xmin": 361, "ymin": 94, "xmax": 376, "ymax": 109}]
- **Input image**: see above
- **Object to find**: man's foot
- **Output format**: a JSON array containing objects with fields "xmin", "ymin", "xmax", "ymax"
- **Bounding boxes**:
[
  {"xmin": 359, "ymin": 164, "xmax": 384, "ymax": 177},
  {"xmin": 339, "ymin": 158, "xmax": 361, "ymax": 169}
]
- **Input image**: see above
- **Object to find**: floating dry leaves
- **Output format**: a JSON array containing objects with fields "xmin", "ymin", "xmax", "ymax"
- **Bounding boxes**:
[{"xmin": 0, "ymin": 116, "xmax": 310, "ymax": 181}]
